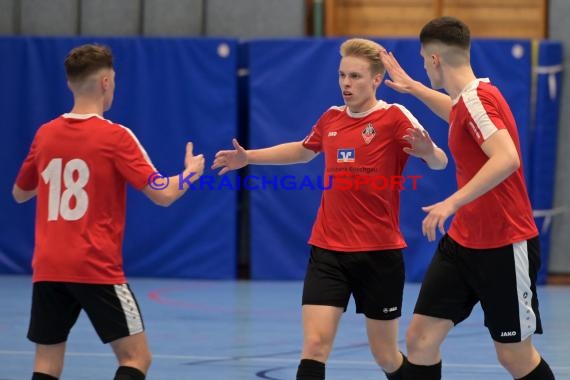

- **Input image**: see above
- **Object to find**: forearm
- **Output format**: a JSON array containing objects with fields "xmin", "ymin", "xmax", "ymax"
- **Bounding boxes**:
[
  {"xmin": 247, "ymin": 141, "xmax": 315, "ymax": 165},
  {"xmin": 143, "ymin": 168, "xmax": 197, "ymax": 207},
  {"xmin": 410, "ymin": 82, "xmax": 452, "ymax": 122},
  {"xmin": 447, "ymin": 154, "xmax": 519, "ymax": 210},
  {"xmin": 424, "ymin": 147, "xmax": 448, "ymax": 170}
]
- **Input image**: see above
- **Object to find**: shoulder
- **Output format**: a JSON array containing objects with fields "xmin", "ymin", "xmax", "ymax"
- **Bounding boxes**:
[{"xmin": 380, "ymin": 102, "xmax": 422, "ymax": 127}]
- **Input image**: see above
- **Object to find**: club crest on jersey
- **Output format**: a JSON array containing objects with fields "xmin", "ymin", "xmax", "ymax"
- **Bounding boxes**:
[
  {"xmin": 362, "ymin": 123, "xmax": 376, "ymax": 144},
  {"xmin": 337, "ymin": 148, "xmax": 355, "ymax": 163}
]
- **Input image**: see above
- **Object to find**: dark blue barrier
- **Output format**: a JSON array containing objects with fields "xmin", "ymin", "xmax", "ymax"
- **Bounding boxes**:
[
  {"xmin": 0, "ymin": 37, "xmax": 560, "ymax": 283},
  {"xmin": 0, "ymin": 37, "xmax": 238, "ymax": 279},
  {"xmin": 246, "ymin": 38, "xmax": 551, "ymax": 281}
]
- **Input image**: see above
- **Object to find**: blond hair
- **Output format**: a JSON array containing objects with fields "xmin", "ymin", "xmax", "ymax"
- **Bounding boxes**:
[{"xmin": 340, "ymin": 38, "xmax": 385, "ymax": 76}]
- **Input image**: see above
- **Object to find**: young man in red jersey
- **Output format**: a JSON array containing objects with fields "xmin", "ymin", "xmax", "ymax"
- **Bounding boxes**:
[
  {"xmin": 212, "ymin": 38, "xmax": 448, "ymax": 380},
  {"xmin": 13, "ymin": 44, "xmax": 205, "ymax": 380},
  {"xmin": 380, "ymin": 16, "xmax": 555, "ymax": 380}
]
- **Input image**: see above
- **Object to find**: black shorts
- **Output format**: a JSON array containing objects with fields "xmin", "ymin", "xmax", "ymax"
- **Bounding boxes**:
[
  {"xmin": 302, "ymin": 245, "xmax": 405, "ymax": 320},
  {"xmin": 414, "ymin": 234, "xmax": 543, "ymax": 343},
  {"xmin": 28, "ymin": 282, "xmax": 145, "ymax": 345}
]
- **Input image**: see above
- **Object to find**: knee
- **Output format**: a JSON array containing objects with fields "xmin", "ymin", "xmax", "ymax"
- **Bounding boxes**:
[
  {"xmin": 120, "ymin": 347, "xmax": 152, "ymax": 372},
  {"xmin": 496, "ymin": 349, "xmax": 516, "ymax": 370},
  {"xmin": 371, "ymin": 349, "xmax": 401, "ymax": 372},
  {"xmin": 303, "ymin": 334, "xmax": 332, "ymax": 361},
  {"xmin": 406, "ymin": 326, "xmax": 436, "ymax": 355}
]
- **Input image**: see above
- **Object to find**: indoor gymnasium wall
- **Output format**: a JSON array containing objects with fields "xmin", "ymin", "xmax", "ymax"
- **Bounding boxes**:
[
  {"xmin": 0, "ymin": 0, "xmax": 305, "ymax": 37},
  {"xmin": 548, "ymin": 0, "xmax": 570, "ymax": 276},
  {"xmin": 0, "ymin": 0, "xmax": 567, "ymax": 279}
]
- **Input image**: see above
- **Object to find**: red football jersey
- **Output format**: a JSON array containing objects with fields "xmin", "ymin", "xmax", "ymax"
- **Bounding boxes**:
[
  {"xmin": 447, "ymin": 79, "xmax": 538, "ymax": 248},
  {"xmin": 303, "ymin": 101, "xmax": 426, "ymax": 251},
  {"xmin": 16, "ymin": 113, "xmax": 157, "ymax": 283}
]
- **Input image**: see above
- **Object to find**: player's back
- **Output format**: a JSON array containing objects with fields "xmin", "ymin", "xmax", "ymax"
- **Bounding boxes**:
[{"xmin": 29, "ymin": 113, "xmax": 144, "ymax": 284}]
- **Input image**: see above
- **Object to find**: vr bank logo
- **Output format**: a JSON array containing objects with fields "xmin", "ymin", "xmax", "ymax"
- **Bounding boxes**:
[{"xmin": 337, "ymin": 148, "xmax": 355, "ymax": 163}]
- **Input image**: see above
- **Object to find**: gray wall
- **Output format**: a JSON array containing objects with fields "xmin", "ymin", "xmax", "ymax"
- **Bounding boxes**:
[
  {"xmin": 0, "ymin": 0, "xmax": 305, "ymax": 37},
  {"xmin": 548, "ymin": 0, "xmax": 570, "ymax": 274}
]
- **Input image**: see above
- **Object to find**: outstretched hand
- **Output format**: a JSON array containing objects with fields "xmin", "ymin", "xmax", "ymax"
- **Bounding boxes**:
[
  {"xmin": 380, "ymin": 50, "xmax": 418, "ymax": 94},
  {"xmin": 421, "ymin": 198, "xmax": 458, "ymax": 242},
  {"xmin": 184, "ymin": 141, "xmax": 205, "ymax": 181},
  {"xmin": 403, "ymin": 128, "xmax": 435, "ymax": 158},
  {"xmin": 212, "ymin": 138, "xmax": 248, "ymax": 175}
]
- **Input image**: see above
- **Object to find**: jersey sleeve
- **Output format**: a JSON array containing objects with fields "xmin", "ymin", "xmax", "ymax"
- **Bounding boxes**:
[
  {"xmin": 15, "ymin": 135, "xmax": 39, "ymax": 191},
  {"xmin": 302, "ymin": 113, "xmax": 327, "ymax": 153},
  {"xmin": 392, "ymin": 104, "xmax": 431, "ymax": 149},
  {"xmin": 463, "ymin": 90, "xmax": 505, "ymax": 146},
  {"xmin": 113, "ymin": 126, "xmax": 158, "ymax": 190}
]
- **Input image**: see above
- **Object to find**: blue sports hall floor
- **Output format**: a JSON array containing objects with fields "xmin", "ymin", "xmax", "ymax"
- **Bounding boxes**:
[{"xmin": 1, "ymin": 275, "xmax": 569, "ymax": 379}]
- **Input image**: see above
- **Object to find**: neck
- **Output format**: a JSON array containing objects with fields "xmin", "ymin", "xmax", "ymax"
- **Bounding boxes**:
[
  {"xmin": 70, "ymin": 96, "xmax": 105, "ymax": 116},
  {"xmin": 348, "ymin": 99, "xmax": 378, "ymax": 114},
  {"xmin": 444, "ymin": 66, "xmax": 477, "ymax": 99}
]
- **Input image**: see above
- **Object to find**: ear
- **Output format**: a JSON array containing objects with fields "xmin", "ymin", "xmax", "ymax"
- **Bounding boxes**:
[
  {"xmin": 431, "ymin": 54, "xmax": 440, "ymax": 67},
  {"xmin": 373, "ymin": 72, "xmax": 384, "ymax": 87},
  {"xmin": 100, "ymin": 74, "xmax": 110, "ymax": 90}
]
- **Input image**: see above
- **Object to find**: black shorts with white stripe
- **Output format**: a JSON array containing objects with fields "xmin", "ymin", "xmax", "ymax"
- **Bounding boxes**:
[
  {"xmin": 28, "ymin": 282, "xmax": 144, "ymax": 344},
  {"xmin": 414, "ymin": 234, "xmax": 542, "ymax": 343}
]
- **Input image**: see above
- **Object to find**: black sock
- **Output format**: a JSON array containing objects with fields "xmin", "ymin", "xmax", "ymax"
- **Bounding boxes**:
[
  {"xmin": 31, "ymin": 373, "xmax": 58, "ymax": 380},
  {"xmin": 113, "ymin": 366, "xmax": 146, "ymax": 380},
  {"xmin": 296, "ymin": 358, "xmax": 325, "ymax": 380},
  {"xmin": 384, "ymin": 353, "xmax": 408, "ymax": 380},
  {"xmin": 403, "ymin": 360, "xmax": 442, "ymax": 380},
  {"xmin": 516, "ymin": 357, "xmax": 555, "ymax": 380}
]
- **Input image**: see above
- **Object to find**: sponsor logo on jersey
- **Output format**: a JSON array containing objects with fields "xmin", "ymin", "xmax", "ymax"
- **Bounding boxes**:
[
  {"xmin": 362, "ymin": 123, "xmax": 376, "ymax": 144},
  {"xmin": 500, "ymin": 331, "xmax": 517, "ymax": 337},
  {"xmin": 337, "ymin": 148, "xmax": 355, "ymax": 163},
  {"xmin": 328, "ymin": 131, "xmax": 337, "ymax": 137}
]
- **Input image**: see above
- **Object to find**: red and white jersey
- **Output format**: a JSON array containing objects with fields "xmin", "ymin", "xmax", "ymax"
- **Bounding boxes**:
[
  {"xmin": 16, "ymin": 113, "xmax": 157, "ymax": 284},
  {"xmin": 448, "ymin": 79, "xmax": 538, "ymax": 248},
  {"xmin": 303, "ymin": 100, "xmax": 426, "ymax": 251}
]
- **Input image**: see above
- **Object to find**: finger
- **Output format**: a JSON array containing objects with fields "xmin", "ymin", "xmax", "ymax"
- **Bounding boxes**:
[
  {"xmin": 218, "ymin": 167, "xmax": 229, "ymax": 176},
  {"xmin": 215, "ymin": 150, "xmax": 231, "ymax": 159},
  {"xmin": 428, "ymin": 226, "xmax": 435, "ymax": 241},
  {"xmin": 186, "ymin": 141, "xmax": 194, "ymax": 156},
  {"xmin": 438, "ymin": 219, "xmax": 446, "ymax": 234},
  {"xmin": 211, "ymin": 158, "xmax": 222, "ymax": 169},
  {"xmin": 383, "ymin": 79, "xmax": 397, "ymax": 89},
  {"xmin": 232, "ymin": 138, "xmax": 242, "ymax": 151}
]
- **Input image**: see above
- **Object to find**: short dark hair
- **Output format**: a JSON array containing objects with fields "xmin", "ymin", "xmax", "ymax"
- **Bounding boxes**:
[
  {"xmin": 64, "ymin": 44, "xmax": 113, "ymax": 83},
  {"xmin": 420, "ymin": 16, "xmax": 471, "ymax": 49}
]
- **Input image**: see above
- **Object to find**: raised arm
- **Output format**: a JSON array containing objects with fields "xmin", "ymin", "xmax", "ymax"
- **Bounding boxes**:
[
  {"xmin": 211, "ymin": 138, "xmax": 318, "ymax": 175},
  {"xmin": 380, "ymin": 51, "xmax": 452, "ymax": 121},
  {"xmin": 142, "ymin": 141, "xmax": 205, "ymax": 207}
]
